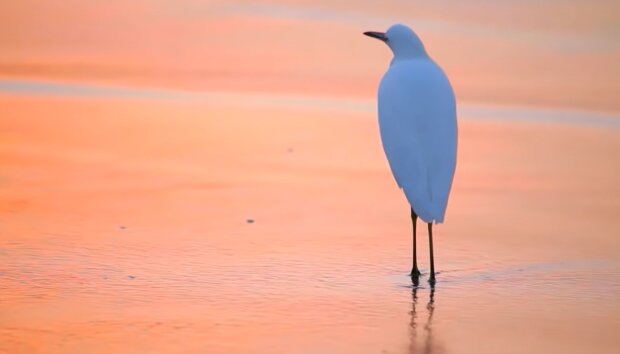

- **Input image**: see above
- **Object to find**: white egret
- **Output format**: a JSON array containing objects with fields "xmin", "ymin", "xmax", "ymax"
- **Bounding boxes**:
[{"xmin": 364, "ymin": 24, "xmax": 457, "ymax": 283}]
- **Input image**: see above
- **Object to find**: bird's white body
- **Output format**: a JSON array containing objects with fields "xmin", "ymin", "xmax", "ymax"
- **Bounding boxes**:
[{"xmin": 376, "ymin": 25, "xmax": 457, "ymax": 223}]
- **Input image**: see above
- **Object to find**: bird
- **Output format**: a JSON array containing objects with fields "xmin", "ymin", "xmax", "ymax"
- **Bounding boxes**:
[{"xmin": 364, "ymin": 24, "xmax": 457, "ymax": 283}]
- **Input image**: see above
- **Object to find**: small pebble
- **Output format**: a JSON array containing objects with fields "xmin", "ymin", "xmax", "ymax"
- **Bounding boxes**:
[{"xmin": 246, "ymin": 219, "xmax": 255, "ymax": 224}]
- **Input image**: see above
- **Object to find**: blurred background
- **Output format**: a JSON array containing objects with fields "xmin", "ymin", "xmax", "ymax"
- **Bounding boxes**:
[{"xmin": 2, "ymin": 0, "xmax": 619, "ymax": 111}]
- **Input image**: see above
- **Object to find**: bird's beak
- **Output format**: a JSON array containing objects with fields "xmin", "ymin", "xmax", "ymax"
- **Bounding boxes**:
[{"xmin": 363, "ymin": 31, "xmax": 388, "ymax": 42}]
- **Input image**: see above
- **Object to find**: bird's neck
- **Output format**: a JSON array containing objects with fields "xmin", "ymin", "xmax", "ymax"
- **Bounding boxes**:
[
  {"xmin": 391, "ymin": 47, "xmax": 428, "ymax": 60},
  {"xmin": 388, "ymin": 37, "xmax": 428, "ymax": 60},
  {"xmin": 390, "ymin": 53, "xmax": 429, "ymax": 66}
]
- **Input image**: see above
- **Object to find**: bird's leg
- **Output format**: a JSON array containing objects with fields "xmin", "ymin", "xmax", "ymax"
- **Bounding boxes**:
[
  {"xmin": 428, "ymin": 223, "xmax": 436, "ymax": 284},
  {"xmin": 410, "ymin": 208, "xmax": 421, "ymax": 277}
]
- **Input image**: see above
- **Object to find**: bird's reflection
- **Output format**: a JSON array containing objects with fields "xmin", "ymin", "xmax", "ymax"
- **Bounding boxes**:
[{"xmin": 408, "ymin": 277, "xmax": 443, "ymax": 353}]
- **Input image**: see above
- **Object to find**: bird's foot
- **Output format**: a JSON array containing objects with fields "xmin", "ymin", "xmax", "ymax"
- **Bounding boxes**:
[
  {"xmin": 428, "ymin": 276, "xmax": 436, "ymax": 286},
  {"xmin": 410, "ymin": 268, "xmax": 421, "ymax": 277}
]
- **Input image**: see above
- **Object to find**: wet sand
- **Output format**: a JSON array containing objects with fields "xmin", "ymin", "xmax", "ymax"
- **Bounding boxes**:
[{"xmin": 1, "ymin": 93, "xmax": 619, "ymax": 353}]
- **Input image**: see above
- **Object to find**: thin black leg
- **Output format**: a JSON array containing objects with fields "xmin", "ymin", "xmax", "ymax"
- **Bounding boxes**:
[
  {"xmin": 428, "ymin": 223, "xmax": 436, "ymax": 284},
  {"xmin": 410, "ymin": 208, "xmax": 421, "ymax": 277}
]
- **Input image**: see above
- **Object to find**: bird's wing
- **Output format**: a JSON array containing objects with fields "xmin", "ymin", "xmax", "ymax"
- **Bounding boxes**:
[{"xmin": 378, "ymin": 60, "xmax": 457, "ymax": 223}]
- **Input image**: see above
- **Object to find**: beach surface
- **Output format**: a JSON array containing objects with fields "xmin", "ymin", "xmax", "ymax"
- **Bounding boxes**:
[{"xmin": 1, "ymin": 91, "xmax": 619, "ymax": 354}]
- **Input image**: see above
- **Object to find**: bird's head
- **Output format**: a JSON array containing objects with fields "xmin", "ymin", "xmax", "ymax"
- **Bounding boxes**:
[{"xmin": 364, "ymin": 24, "xmax": 427, "ymax": 59}]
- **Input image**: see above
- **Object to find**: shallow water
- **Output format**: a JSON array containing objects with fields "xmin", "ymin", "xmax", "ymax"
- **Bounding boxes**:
[{"xmin": 1, "ymin": 95, "xmax": 619, "ymax": 353}]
